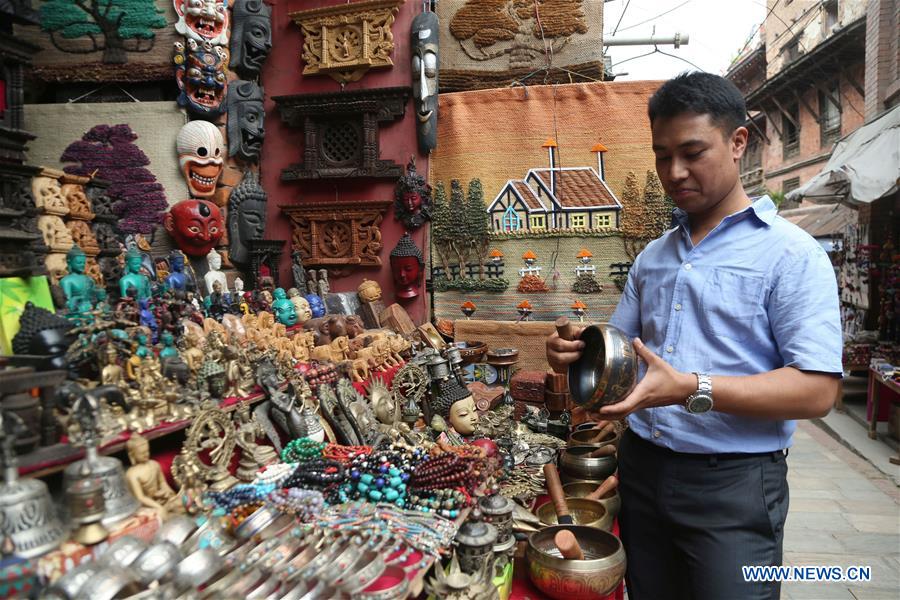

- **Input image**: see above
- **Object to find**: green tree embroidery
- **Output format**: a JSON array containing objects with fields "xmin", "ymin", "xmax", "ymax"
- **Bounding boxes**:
[
  {"xmin": 39, "ymin": 0, "xmax": 166, "ymax": 64},
  {"xmin": 448, "ymin": 179, "xmax": 470, "ymax": 272},
  {"xmin": 431, "ymin": 181, "xmax": 454, "ymax": 279},
  {"xmin": 465, "ymin": 178, "xmax": 490, "ymax": 280}
]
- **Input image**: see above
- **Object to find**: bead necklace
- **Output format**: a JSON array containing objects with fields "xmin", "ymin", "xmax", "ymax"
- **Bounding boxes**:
[
  {"xmin": 251, "ymin": 462, "xmax": 297, "ymax": 487},
  {"xmin": 405, "ymin": 487, "xmax": 469, "ymax": 519},
  {"xmin": 322, "ymin": 443, "xmax": 373, "ymax": 462},
  {"xmin": 206, "ymin": 482, "xmax": 275, "ymax": 511},
  {"xmin": 281, "ymin": 458, "xmax": 346, "ymax": 489},
  {"xmin": 281, "ymin": 437, "xmax": 327, "ymax": 463},
  {"xmin": 267, "ymin": 488, "xmax": 326, "ymax": 521}
]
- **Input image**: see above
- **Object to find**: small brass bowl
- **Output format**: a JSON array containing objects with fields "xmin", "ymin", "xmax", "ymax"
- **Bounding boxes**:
[
  {"xmin": 562, "ymin": 482, "xmax": 621, "ymax": 520},
  {"xmin": 527, "ymin": 525, "xmax": 626, "ymax": 600},
  {"xmin": 568, "ymin": 324, "xmax": 637, "ymax": 410},
  {"xmin": 535, "ymin": 498, "xmax": 612, "ymax": 531},
  {"xmin": 560, "ymin": 445, "xmax": 617, "ymax": 481},
  {"xmin": 568, "ymin": 428, "xmax": 620, "ymax": 448}
]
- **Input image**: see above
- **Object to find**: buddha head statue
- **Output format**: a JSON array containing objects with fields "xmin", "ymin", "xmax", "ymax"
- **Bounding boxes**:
[
  {"xmin": 66, "ymin": 245, "xmax": 87, "ymax": 274},
  {"xmin": 164, "ymin": 199, "xmax": 224, "ymax": 257},
  {"xmin": 431, "ymin": 377, "xmax": 479, "ymax": 436},
  {"xmin": 12, "ymin": 302, "xmax": 74, "ymax": 369},
  {"xmin": 226, "ymin": 80, "xmax": 266, "ymax": 163},
  {"xmin": 176, "ymin": 120, "xmax": 225, "ymax": 198},
  {"xmin": 230, "ymin": 0, "xmax": 272, "ymax": 78},
  {"xmin": 227, "ymin": 171, "xmax": 267, "ymax": 265},
  {"xmin": 389, "ymin": 233, "xmax": 424, "ymax": 300}
]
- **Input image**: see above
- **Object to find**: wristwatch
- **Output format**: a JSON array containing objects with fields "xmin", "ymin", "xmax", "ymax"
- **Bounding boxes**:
[{"xmin": 685, "ymin": 373, "xmax": 714, "ymax": 414}]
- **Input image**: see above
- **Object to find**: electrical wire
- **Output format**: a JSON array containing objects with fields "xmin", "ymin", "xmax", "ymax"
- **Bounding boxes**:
[
  {"xmin": 616, "ymin": 0, "xmax": 692, "ymax": 33},
  {"xmin": 611, "ymin": 0, "xmax": 633, "ymax": 36},
  {"xmin": 733, "ymin": 0, "xmax": 781, "ymax": 62}
]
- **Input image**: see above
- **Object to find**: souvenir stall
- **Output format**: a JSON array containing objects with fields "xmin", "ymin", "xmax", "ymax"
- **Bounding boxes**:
[{"xmin": 0, "ymin": 1, "xmax": 650, "ymax": 598}]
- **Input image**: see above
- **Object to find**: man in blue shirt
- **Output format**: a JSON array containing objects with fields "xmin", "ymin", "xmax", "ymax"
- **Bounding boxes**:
[{"xmin": 547, "ymin": 72, "xmax": 842, "ymax": 599}]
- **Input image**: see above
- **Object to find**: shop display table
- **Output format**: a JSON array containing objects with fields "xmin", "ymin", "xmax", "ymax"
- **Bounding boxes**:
[{"xmin": 866, "ymin": 367, "xmax": 900, "ymax": 464}]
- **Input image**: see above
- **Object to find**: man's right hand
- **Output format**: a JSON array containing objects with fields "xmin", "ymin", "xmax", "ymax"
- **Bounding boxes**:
[{"xmin": 546, "ymin": 327, "xmax": 586, "ymax": 374}]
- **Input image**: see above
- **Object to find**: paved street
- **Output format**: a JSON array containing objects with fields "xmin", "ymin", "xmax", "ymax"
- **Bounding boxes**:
[{"xmin": 781, "ymin": 421, "xmax": 900, "ymax": 599}]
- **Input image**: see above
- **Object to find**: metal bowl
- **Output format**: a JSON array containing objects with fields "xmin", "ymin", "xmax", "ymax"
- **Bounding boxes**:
[
  {"xmin": 567, "ymin": 428, "xmax": 620, "ymax": 448},
  {"xmin": 568, "ymin": 324, "xmax": 637, "ymax": 410},
  {"xmin": 527, "ymin": 525, "xmax": 626, "ymax": 600},
  {"xmin": 562, "ymin": 483, "xmax": 621, "ymax": 520},
  {"xmin": 535, "ymin": 498, "xmax": 612, "ymax": 531},
  {"xmin": 560, "ymin": 445, "xmax": 617, "ymax": 481}
]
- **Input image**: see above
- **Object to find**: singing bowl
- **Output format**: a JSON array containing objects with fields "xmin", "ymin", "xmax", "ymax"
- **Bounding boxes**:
[
  {"xmin": 527, "ymin": 525, "xmax": 626, "ymax": 600},
  {"xmin": 560, "ymin": 445, "xmax": 618, "ymax": 481},
  {"xmin": 456, "ymin": 341, "xmax": 487, "ymax": 365},
  {"xmin": 562, "ymin": 483, "xmax": 622, "ymax": 519},
  {"xmin": 535, "ymin": 498, "xmax": 612, "ymax": 532},
  {"xmin": 568, "ymin": 324, "xmax": 637, "ymax": 410},
  {"xmin": 567, "ymin": 427, "xmax": 620, "ymax": 448}
]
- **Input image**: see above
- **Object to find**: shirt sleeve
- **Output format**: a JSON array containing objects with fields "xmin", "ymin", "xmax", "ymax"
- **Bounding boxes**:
[
  {"xmin": 768, "ymin": 244, "xmax": 843, "ymax": 374},
  {"xmin": 609, "ymin": 252, "xmax": 642, "ymax": 340}
]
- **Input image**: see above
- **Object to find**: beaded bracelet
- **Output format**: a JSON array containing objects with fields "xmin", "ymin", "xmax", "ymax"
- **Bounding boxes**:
[{"xmin": 281, "ymin": 437, "xmax": 327, "ymax": 463}]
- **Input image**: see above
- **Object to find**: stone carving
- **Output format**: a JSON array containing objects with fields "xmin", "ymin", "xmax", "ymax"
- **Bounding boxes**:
[
  {"xmin": 289, "ymin": 0, "xmax": 403, "ymax": 83},
  {"xmin": 227, "ymin": 171, "xmax": 267, "ymax": 265}
]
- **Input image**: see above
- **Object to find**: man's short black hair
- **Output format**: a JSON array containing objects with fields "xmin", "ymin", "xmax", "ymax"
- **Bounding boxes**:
[{"xmin": 647, "ymin": 71, "xmax": 747, "ymax": 133}]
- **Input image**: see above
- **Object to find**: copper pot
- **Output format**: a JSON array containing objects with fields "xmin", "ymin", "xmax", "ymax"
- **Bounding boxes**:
[
  {"xmin": 568, "ymin": 325, "xmax": 637, "ymax": 410},
  {"xmin": 527, "ymin": 525, "xmax": 626, "ymax": 600}
]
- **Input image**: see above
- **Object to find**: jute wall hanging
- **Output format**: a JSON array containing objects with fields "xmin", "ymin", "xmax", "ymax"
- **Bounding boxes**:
[{"xmin": 437, "ymin": 0, "xmax": 605, "ymax": 92}]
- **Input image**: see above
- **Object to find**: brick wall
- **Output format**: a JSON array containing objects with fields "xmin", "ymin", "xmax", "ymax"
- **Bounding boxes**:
[{"xmin": 865, "ymin": 0, "xmax": 900, "ymax": 119}]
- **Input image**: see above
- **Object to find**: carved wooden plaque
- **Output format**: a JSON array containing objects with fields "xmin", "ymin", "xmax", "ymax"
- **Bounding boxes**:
[
  {"xmin": 280, "ymin": 200, "xmax": 392, "ymax": 268},
  {"xmin": 289, "ymin": 0, "xmax": 405, "ymax": 84}
]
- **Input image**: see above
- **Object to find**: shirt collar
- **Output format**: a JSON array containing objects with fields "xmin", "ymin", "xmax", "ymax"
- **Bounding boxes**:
[{"xmin": 673, "ymin": 195, "xmax": 777, "ymax": 230}]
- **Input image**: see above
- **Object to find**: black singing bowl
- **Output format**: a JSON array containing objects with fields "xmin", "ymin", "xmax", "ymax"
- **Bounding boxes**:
[{"xmin": 568, "ymin": 324, "xmax": 638, "ymax": 411}]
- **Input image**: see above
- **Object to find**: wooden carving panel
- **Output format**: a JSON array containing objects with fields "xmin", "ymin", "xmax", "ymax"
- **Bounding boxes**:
[
  {"xmin": 290, "ymin": 0, "xmax": 404, "ymax": 84},
  {"xmin": 280, "ymin": 200, "xmax": 391, "ymax": 268}
]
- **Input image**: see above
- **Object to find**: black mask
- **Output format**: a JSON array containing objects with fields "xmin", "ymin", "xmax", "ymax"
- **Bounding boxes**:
[
  {"xmin": 230, "ymin": 0, "xmax": 273, "ymax": 78},
  {"xmin": 411, "ymin": 11, "xmax": 439, "ymax": 154},
  {"xmin": 227, "ymin": 80, "xmax": 266, "ymax": 163}
]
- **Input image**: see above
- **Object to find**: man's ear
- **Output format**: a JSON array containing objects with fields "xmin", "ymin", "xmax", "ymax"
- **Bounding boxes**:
[{"xmin": 732, "ymin": 126, "xmax": 749, "ymax": 160}]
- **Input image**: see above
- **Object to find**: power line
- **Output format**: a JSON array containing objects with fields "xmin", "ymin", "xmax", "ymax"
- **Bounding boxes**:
[
  {"xmin": 616, "ymin": 0, "xmax": 692, "ymax": 33},
  {"xmin": 732, "ymin": 0, "xmax": 781, "ymax": 62},
  {"xmin": 612, "ymin": 0, "xmax": 633, "ymax": 36}
]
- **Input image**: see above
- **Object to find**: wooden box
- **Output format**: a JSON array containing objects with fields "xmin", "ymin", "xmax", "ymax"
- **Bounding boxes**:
[{"xmin": 510, "ymin": 370, "xmax": 546, "ymax": 404}]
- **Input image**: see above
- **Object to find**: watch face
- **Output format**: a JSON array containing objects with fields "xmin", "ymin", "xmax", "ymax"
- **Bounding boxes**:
[{"xmin": 688, "ymin": 394, "xmax": 713, "ymax": 414}]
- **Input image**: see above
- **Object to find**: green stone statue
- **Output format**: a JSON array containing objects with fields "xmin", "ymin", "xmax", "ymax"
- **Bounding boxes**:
[
  {"xmin": 59, "ymin": 245, "xmax": 99, "ymax": 316},
  {"xmin": 119, "ymin": 246, "xmax": 152, "ymax": 301},
  {"xmin": 159, "ymin": 331, "xmax": 179, "ymax": 359}
]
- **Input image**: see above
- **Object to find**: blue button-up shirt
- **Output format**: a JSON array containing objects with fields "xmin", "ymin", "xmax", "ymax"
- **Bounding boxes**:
[{"xmin": 609, "ymin": 196, "xmax": 842, "ymax": 453}]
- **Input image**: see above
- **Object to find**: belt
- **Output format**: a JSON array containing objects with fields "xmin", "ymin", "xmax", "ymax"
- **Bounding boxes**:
[{"xmin": 624, "ymin": 428, "xmax": 788, "ymax": 465}]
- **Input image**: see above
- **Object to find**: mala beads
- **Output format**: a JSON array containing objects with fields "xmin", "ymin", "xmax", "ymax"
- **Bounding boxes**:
[
  {"xmin": 206, "ymin": 483, "xmax": 275, "ymax": 512},
  {"xmin": 281, "ymin": 437, "xmax": 327, "ymax": 463},
  {"xmin": 251, "ymin": 462, "xmax": 297, "ymax": 487},
  {"xmin": 267, "ymin": 488, "xmax": 326, "ymax": 521},
  {"xmin": 281, "ymin": 458, "xmax": 346, "ymax": 489},
  {"xmin": 406, "ymin": 488, "xmax": 470, "ymax": 518},
  {"xmin": 409, "ymin": 453, "xmax": 482, "ymax": 492},
  {"xmin": 323, "ymin": 443, "xmax": 373, "ymax": 462}
]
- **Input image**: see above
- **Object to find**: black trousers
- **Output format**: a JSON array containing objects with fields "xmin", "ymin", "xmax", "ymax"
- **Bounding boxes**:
[{"xmin": 618, "ymin": 429, "xmax": 789, "ymax": 600}]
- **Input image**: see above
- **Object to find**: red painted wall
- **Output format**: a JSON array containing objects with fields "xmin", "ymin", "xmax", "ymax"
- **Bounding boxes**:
[{"xmin": 261, "ymin": 0, "xmax": 429, "ymax": 324}]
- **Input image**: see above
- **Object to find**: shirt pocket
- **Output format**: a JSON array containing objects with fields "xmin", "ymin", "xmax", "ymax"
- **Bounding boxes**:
[{"xmin": 699, "ymin": 269, "xmax": 765, "ymax": 342}]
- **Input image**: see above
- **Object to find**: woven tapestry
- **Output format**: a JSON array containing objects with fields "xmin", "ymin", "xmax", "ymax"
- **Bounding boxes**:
[
  {"xmin": 24, "ymin": 102, "xmax": 188, "ymax": 206},
  {"xmin": 438, "ymin": 0, "xmax": 605, "ymax": 92},
  {"xmin": 14, "ymin": 0, "xmax": 177, "ymax": 82}
]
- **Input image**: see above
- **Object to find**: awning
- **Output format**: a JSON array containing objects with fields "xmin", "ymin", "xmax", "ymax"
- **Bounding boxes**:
[{"xmin": 786, "ymin": 104, "xmax": 900, "ymax": 206}]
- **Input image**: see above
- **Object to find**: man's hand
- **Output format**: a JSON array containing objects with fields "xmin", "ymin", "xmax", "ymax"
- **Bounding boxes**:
[
  {"xmin": 596, "ymin": 338, "xmax": 695, "ymax": 420},
  {"xmin": 546, "ymin": 326, "xmax": 586, "ymax": 374}
]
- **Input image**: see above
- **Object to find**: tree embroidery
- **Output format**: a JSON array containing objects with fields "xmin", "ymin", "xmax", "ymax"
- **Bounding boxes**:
[
  {"xmin": 61, "ymin": 124, "xmax": 168, "ymax": 235},
  {"xmin": 449, "ymin": 0, "xmax": 588, "ymax": 68},
  {"xmin": 39, "ymin": 0, "xmax": 167, "ymax": 64}
]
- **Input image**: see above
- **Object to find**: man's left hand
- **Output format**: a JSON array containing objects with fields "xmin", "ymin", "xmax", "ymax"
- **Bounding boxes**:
[{"xmin": 596, "ymin": 338, "xmax": 697, "ymax": 420}]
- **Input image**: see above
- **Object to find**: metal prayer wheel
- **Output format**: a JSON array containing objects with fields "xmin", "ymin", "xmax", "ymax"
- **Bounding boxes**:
[
  {"xmin": 66, "ymin": 469, "xmax": 109, "ymax": 545},
  {"xmin": 427, "ymin": 356, "xmax": 451, "ymax": 381},
  {"xmin": 0, "ymin": 411, "xmax": 66, "ymax": 559},
  {"xmin": 478, "ymin": 494, "xmax": 514, "ymax": 544},
  {"xmin": 454, "ymin": 520, "xmax": 498, "ymax": 575},
  {"xmin": 444, "ymin": 346, "xmax": 465, "ymax": 385},
  {"xmin": 64, "ymin": 446, "xmax": 139, "ymax": 526}
]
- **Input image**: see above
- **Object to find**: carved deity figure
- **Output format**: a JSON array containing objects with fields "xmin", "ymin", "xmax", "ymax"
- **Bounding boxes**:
[
  {"xmin": 204, "ymin": 249, "xmax": 228, "ymax": 296},
  {"xmin": 175, "ymin": 39, "xmax": 229, "ymax": 120},
  {"xmin": 125, "ymin": 434, "xmax": 176, "ymax": 518},
  {"xmin": 61, "ymin": 183, "xmax": 94, "ymax": 220},
  {"xmin": 119, "ymin": 247, "xmax": 152, "ymax": 301},
  {"xmin": 32, "ymin": 175, "xmax": 69, "ymax": 216},
  {"xmin": 60, "ymin": 245, "xmax": 100, "ymax": 315},
  {"xmin": 66, "ymin": 220, "xmax": 100, "ymax": 256},
  {"xmin": 411, "ymin": 11, "xmax": 439, "ymax": 155}
]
